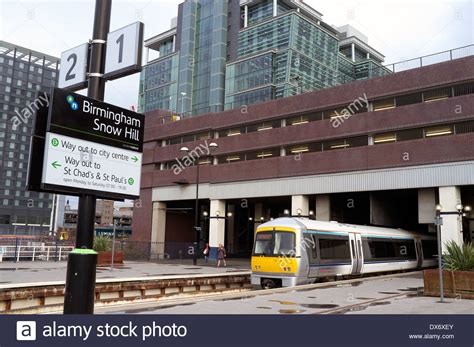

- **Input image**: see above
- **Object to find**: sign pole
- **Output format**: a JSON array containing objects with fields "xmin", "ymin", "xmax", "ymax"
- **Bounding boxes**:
[{"xmin": 63, "ymin": 0, "xmax": 112, "ymax": 314}]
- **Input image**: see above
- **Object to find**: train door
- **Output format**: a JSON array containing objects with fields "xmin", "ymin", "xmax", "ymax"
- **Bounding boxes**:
[
  {"xmin": 349, "ymin": 233, "xmax": 363, "ymax": 275},
  {"xmin": 304, "ymin": 233, "xmax": 319, "ymax": 278},
  {"xmin": 415, "ymin": 239, "xmax": 423, "ymax": 268}
]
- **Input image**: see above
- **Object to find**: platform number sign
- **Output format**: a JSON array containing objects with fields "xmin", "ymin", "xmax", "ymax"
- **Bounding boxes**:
[
  {"xmin": 104, "ymin": 22, "xmax": 144, "ymax": 80},
  {"xmin": 58, "ymin": 43, "xmax": 89, "ymax": 91}
]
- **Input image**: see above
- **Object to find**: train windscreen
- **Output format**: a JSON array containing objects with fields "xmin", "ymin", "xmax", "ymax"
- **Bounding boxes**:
[{"xmin": 253, "ymin": 231, "xmax": 295, "ymax": 256}]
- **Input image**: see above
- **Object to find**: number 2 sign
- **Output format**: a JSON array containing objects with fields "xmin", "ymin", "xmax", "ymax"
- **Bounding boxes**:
[
  {"xmin": 104, "ymin": 21, "xmax": 144, "ymax": 80},
  {"xmin": 58, "ymin": 43, "xmax": 89, "ymax": 90}
]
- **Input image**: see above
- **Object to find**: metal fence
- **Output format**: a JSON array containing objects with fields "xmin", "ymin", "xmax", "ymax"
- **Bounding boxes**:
[
  {"xmin": 105, "ymin": 240, "xmax": 199, "ymax": 261},
  {"xmin": 0, "ymin": 237, "xmax": 74, "ymax": 262},
  {"xmin": 383, "ymin": 44, "xmax": 474, "ymax": 73},
  {"xmin": 0, "ymin": 237, "xmax": 249, "ymax": 263}
]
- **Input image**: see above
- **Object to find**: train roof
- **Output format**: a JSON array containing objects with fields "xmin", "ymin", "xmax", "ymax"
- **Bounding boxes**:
[{"xmin": 257, "ymin": 217, "xmax": 435, "ymax": 239}]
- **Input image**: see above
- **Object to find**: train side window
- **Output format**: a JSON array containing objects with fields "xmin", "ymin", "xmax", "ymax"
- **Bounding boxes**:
[
  {"xmin": 319, "ymin": 237, "xmax": 351, "ymax": 261},
  {"xmin": 303, "ymin": 234, "xmax": 317, "ymax": 263},
  {"xmin": 363, "ymin": 238, "xmax": 416, "ymax": 261}
]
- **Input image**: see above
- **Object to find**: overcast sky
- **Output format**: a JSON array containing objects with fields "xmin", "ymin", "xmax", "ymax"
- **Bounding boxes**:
[
  {"xmin": 1, "ymin": 0, "xmax": 472, "ymax": 109},
  {"xmin": 0, "ymin": 0, "xmax": 472, "ymax": 207}
]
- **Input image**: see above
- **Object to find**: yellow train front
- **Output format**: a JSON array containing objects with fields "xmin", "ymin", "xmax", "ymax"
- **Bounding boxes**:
[{"xmin": 251, "ymin": 218, "xmax": 309, "ymax": 288}]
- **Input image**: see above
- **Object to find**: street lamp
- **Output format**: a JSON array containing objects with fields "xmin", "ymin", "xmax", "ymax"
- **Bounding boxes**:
[
  {"xmin": 283, "ymin": 209, "xmax": 290, "ymax": 216},
  {"xmin": 296, "ymin": 208, "xmax": 303, "ymax": 216},
  {"xmin": 180, "ymin": 142, "xmax": 219, "ymax": 265}
]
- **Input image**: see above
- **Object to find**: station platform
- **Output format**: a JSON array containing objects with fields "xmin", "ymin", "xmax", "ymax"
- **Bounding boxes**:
[
  {"xmin": 97, "ymin": 271, "xmax": 473, "ymax": 315},
  {"xmin": 0, "ymin": 259, "xmax": 251, "ymax": 287},
  {"xmin": 0, "ymin": 260, "xmax": 252, "ymax": 314}
]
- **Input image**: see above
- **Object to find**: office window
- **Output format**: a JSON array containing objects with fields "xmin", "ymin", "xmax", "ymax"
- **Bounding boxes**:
[
  {"xmin": 455, "ymin": 121, "xmax": 474, "ymax": 134},
  {"xmin": 374, "ymin": 132, "xmax": 397, "ymax": 144},
  {"xmin": 372, "ymin": 98, "xmax": 395, "ymax": 111},
  {"xmin": 396, "ymin": 128, "xmax": 424, "ymax": 141},
  {"xmin": 396, "ymin": 92, "xmax": 422, "ymax": 106},
  {"xmin": 424, "ymin": 125, "xmax": 453, "ymax": 138},
  {"xmin": 423, "ymin": 87, "xmax": 451, "ymax": 102},
  {"xmin": 453, "ymin": 83, "xmax": 474, "ymax": 97}
]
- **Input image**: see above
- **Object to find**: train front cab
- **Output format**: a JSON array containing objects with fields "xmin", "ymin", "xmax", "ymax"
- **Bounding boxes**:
[{"xmin": 251, "ymin": 226, "xmax": 306, "ymax": 288}]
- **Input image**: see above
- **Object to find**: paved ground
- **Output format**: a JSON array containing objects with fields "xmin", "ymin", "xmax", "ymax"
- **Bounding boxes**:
[
  {"xmin": 97, "ymin": 272, "xmax": 473, "ymax": 315},
  {"xmin": 0, "ymin": 259, "xmax": 250, "ymax": 286}
]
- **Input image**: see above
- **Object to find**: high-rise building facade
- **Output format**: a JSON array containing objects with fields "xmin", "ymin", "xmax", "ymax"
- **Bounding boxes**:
[
  {"xmin": 139, "ymin": 0, "xmax": 388, "ymax": 116},
  {"xmin": 139, "ymin": 0, "xmax": 228, "ymax": 116},
  {"xmin": 0, "ymin": 41, "xmax": 59, "ymax": 235}
]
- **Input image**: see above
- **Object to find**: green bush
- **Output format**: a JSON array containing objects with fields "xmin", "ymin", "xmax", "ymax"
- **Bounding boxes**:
[
  {"xmin": 93, "ymin": 235, "xmax": 111, "ymax": 252},
  {"xmin": 443, "ymin": 241, "xmax": 474, "ymax": 271}
]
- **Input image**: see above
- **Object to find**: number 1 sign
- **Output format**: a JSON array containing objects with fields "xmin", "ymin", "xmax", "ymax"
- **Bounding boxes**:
[
  {"xmin": 104, "ymin": 21, "xmax": 144, "ymax": 80},
  {"xmin": 58, "ymin": 43, "xmax": 89, "ymax": 90}
]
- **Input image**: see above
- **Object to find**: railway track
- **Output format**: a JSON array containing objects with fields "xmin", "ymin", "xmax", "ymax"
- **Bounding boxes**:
[{"xmin": 93, "ymin": 271, "xmax": 424, "ymax": 314}]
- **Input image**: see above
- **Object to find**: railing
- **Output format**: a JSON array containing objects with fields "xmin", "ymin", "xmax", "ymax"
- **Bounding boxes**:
[
  {"xmin": 383, "ymin": 44, "xmax": 474, "ymax": 73},
  {"xmin": 0, "ymin": 245, "xmax": 74, "ymax": 262}
]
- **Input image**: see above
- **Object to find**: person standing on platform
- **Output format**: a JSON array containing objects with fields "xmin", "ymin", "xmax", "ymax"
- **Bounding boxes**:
[
  {"xmin": 217, "ymin": 243, "xmax": 227, "ymax": 267},
  {"xmin": 203, "ymin": 243, "xmax": 210, "ymax": 263}
]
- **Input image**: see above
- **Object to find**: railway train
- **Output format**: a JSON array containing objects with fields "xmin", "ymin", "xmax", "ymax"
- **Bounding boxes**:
[{"xmin": 251, "ymin": 217, "xmax": 438, "ymax": 288}]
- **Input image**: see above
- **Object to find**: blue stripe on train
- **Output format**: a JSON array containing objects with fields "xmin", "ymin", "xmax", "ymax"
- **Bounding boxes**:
[{"xmin": 310, "ymin": 259, "xmax": 417, "ymax": 267}]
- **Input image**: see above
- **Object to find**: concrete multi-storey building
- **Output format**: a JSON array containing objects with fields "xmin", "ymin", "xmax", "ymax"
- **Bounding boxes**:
[
  {"xmin": 0, "ymin": 41, "xmax": 59, "ymax": 235},
  {"xmin": 138, "ymin": 0, "xmax": 387, "ymax": 116},
  {"xmin": 133, "ymin": 50, "xmax": 474, "ymax": 257}
]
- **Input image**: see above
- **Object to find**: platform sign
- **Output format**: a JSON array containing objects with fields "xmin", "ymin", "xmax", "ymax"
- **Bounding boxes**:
[
  {"xmin": 30, "ymin": 88, "xmax": 144, "ymax": 200},
  {"xmin": 58, "ymin": 43, "xmax": 89, "ymax": 90},
  {"xmin": 104, "ymin": 22, "xmax": 144, "ymax": 80},
  {"xmin": 42, "ymin": 132, "xmax": 142, "ymax": 198}
]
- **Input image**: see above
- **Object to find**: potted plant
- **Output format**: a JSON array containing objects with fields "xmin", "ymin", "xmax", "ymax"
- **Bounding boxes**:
[
  {"xmin": 93, "ymin": 235, "xmax": 123, "ymax": 266},
  {"xmin": 423, "ymin": 241, "xmax": 474, "ymax": 299}
]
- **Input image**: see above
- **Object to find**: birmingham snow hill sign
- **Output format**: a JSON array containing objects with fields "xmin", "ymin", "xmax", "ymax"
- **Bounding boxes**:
[{"xmin": 27, "ymin": 88, "xmax": 144, "ymax": 200}]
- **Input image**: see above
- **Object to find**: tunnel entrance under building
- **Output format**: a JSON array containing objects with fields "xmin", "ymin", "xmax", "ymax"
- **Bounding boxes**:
[
  {"xmin": 224, "ymin": 196, "xmax": 292, "ymax": 257},
  {"xmin": 161, "ymin": 188, "xmax": 438, "ymax": 259},
  {"xmin": 331, "ymin": 190, "xmax": 424, "ymax": 232}
]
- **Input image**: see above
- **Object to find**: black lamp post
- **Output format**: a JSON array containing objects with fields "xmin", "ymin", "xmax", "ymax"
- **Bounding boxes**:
[{"xmin": 180, "ymin": 142, "xmax": 218, "ymax": 265}]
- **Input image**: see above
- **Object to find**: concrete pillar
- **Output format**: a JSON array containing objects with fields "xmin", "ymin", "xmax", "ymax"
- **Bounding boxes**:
[
  {"xmin": 280, "ymin": 147, "xmax": 286, "ymax": 156},
  {"xmin": 439, "ymin": 186, "xmax": 463, "ymax": 252},
  {"xmin": 209, "ymin": 199, "xmax": 226, "ymax": 259},
  {"xmin": 254, "ymin": 202, "xmax": 263, "ymax": 232},
  {"xmin": 151, "ymin": 202, "xmax": 166, "ymax": 257},
  {"xmin": 292, "ymin": 195, "xmax": 308, "ymax": 217},
  {"xmin": 243, "ymin": 5, "xmax": 248, "ymax": 28},
  {"xmin": 273, "ymin": 0, "xmax": 278, "ymax": 17},
  {"xmin": 418, "ymin": 188, "xmax": 436, "ymax": 224},
  {"xmin": 316, "ymin": 195, "xmax": 330, "ymax": 221},
  {"xmin": 351, "ymin": 43, "xmax": 355, "ymax": 62},
  {"xmin": 172, "ymin": 35, "xmax": 176, "ymax": 52}
]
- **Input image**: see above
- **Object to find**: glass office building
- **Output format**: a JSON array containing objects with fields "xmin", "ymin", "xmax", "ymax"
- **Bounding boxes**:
[
  {"xmin": 0, "ymin": 41, "xmax": 59, "ymax": 235},
  {"xmin": 139, "ymin": 0, "xmax": 228, "ymax": 116},
  {"xmin": 140, "ymin": 0, "xmax": 389, "ymax": 115}
]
